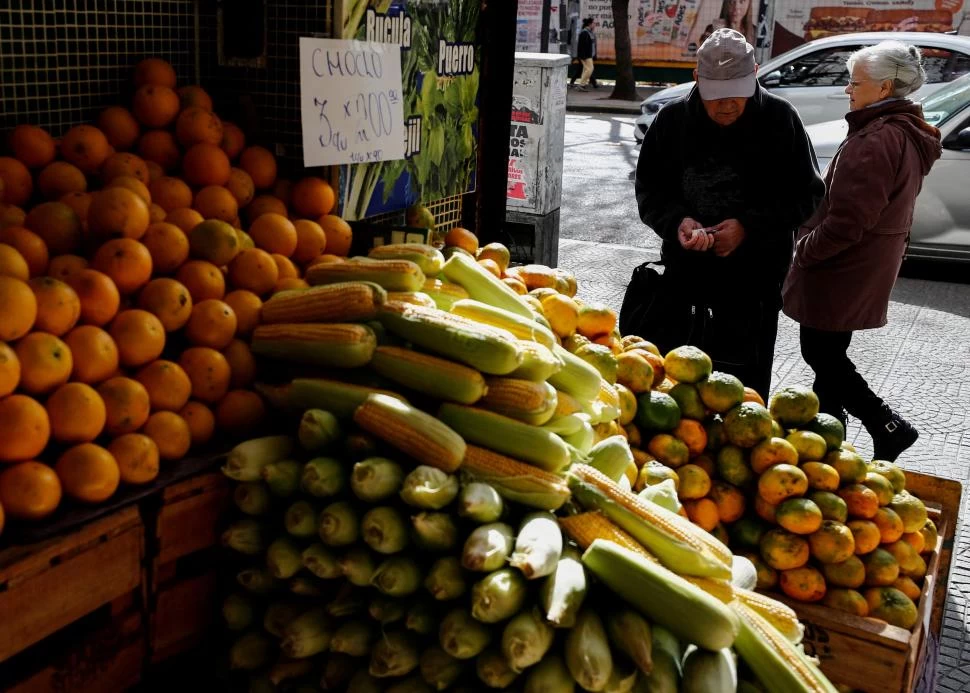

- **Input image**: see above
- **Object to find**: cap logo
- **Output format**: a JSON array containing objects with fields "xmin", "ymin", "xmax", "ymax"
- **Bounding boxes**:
[{"xmin": 718, "ymin": 58, "xmax": 734, "ymax": 66}]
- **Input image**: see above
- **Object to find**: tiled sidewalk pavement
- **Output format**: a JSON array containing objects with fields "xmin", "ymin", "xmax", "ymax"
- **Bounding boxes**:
[{"xmin": 559, "ymin": 237, "xmax": 970, "ymax": 690}]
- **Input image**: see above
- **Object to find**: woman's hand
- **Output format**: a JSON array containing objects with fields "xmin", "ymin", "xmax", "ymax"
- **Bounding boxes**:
[
  {"xmin": 711, "ymin": 219, "xmax": 746, "ymax": 256},
  {"xmin": 678, "ymin": 217, "xmax": 714, "ymax": 251}
]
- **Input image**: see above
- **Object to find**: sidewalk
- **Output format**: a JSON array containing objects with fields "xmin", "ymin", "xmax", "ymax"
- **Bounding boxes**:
[{"xmin": 566, "ymin": 80, "xmax": 665, "ymax": 114}]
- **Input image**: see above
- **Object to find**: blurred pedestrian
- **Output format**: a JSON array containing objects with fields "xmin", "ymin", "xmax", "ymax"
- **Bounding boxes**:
[{"xmin": 576, "ymin": 18, "xmax": 597, "ymax": 91}]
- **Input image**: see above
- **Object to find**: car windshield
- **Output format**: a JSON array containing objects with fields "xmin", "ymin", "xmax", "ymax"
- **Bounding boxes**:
[{"xmin": 920, "ymin": 74, "xmax": 970, "ymax": 126}]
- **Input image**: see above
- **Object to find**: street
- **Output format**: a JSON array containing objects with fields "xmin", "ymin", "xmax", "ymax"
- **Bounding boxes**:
[{"xmin": 557, "ymin": 112, "xmax": 970, "ymax": 690}]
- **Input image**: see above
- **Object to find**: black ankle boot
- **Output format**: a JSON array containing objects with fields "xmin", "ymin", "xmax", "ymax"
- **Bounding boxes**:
[{"xmin": 866, "ymin": 405, "xmax": 918, "ymax": 462}]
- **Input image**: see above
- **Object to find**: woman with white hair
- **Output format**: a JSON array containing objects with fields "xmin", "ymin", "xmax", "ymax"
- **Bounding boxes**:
[{"xmin": 782, "ymin": 41, "xmax": 942, "ymax": 462}]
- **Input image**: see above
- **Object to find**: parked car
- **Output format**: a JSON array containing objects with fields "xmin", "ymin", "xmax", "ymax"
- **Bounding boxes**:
[
  {"xmin": 806, "ymin": 73, "xmax": 970, "ymax": 263},
  {"xmin": 633, "ymin": 32, "xmax": 970, "ymax": 143}
]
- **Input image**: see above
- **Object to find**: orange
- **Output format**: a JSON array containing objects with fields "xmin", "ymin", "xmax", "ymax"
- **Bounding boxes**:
[
  {"xmin": 755, "ymin": 494, "xmax": 778, "ymax": 523},
  {"xmin": 193, "ymin": 186, "xmax": 239, "ymax": 224},
  {"xmin": 893, "ymin": 576, "xmax": 922, "ymax": 601},
  {"xmin": 68, "ymin": 269, "xmax": 120, "ymax": 327},
  {"xmin": 188, "ymin": 218, "xmax": 240, "ymax": 266},
  {"xmin": 757, "ymin": 463, "xmax": 808, "ymax": 505},
  {"xmin": 839, "ymin": 484, "xmax": 880, "ymax": 520},
  {"xmin": 780, "ymin": 566, "xmax": 827, "ymax": 602},
  {"xmin": 0, "ymin": 462, "xmax": 61, "ymax": 520},
  {"xmin": 142, "ymin": 222, "xmax": 190, "ymax": 274},
  {"xmin": 444, "ymin": 227, "xmax": 479, "ymax": 254},
  {"xmin": 109, "ymin": 309, "xmax": 166, "ymax": 368},
  {"xmin": 291, "ymin": 177, "xmax": 335, "ymax": 217},
  {"xmin": 228, "ymin": 248, "xmax": 278, "ymax": 296},
  {"xmin": 149, "ymin": 176, "xmax": 193, "ymax": 212},
  {"xmin": 902, "ymin": 530, "xmax": 926, "ymax": 554},
  {"xmin": 0, "ymin": 226, "xmax": 49, "ymax": 277},
  {"xmin": 672, "ymin": 418, "xmax": 708, "ymax": 456},
  {"xmin": 179, "ymin": 401, "xmax": 216, "ymax": 446},
  {"xmin": 101, "ymin": 152, "xmax": 150, "ymax": 184},
  {"xmin": 55, "ymin": 443, "xmax": 120, "ymax": 503},
  {"xmin": 92, "ymin": 238, "xmax": 153, "ymax": 294},
  {"xmin": 760, "ymin": 528, "xmax": 810, "ymax": 571},
  {"xmin": 226, "ymin": 168, "xmax": 256, "ymax": 207},
  {"xmin": 542, "ymin": 293, "xmax": 580, "ymax": 340},
  {"xmin": 182, "ymin": 142, "xmax": 231, "ymax": 187},
  {"xmin": 675, "ymin": 463, "xmax": 711, "ymax": 500},
  {"xmin": 105, "ymin": 176, "xmax": 152, "ymax": 209},
  {"xmin": 64, "ymin": 326, "xmax": 119, "ymax": 384},
  {"xmin": 776, "ymin": 497, "xmax": 823, "ymax": 535},
  {"xmin": 823, "ymin": 588, "xmax": 869, "ymax": 616},
  {"xmin": 0, "ymin": 204, "xmax": 26, "ymax": 230},
  {"xmin": 0, "ymin": 395, "xmax": 50, "ymax": 462},
  {"xmin": 109, "ymin": 433, "xmax": 160, "ymax": 485},
  {"xmin": 60, "ymin": 125, "xmax": 111, "ymax": 174},
  {"xmin": 134, "ymin": 58, "xmax": 177, "ymax": 88},
  {"xmin": 138, "ymin": 277, "xmax": 193, "ymax": 331},
  {"xmin": 136, "ymin": 359, "xmax": 192, "ymax": 412},
  {"xmin": 809, "ymin": 520, "xmax": 856, "ymax": 564},
  {"xmin": 848, "ymin": 519, "xmax": 882, "ymax": 555},
  {"xmin": 0, "ymin": 243, "xmax": 29, "ymax": 280},
  {"xmin": 98, "ymin": 376, "xmax": 151, "ymax": 435},
  {"xmin": 873, "ymin": 507, "xmax": 906, "ymax": 544},
  {"xmin": 220, "ymin": 122, "xmax": 246, "ymax": 160},
  {"xmin": 146, "ymin": 162, "xmax": 165, "ymax": 183},
  {"xmin": 246, "ymin": 195, "xmax": 288, "ymax": 224},
  {"xmin": 223, "ymin": 339, "xmax": 257, "ymax": 389},
  {"xmin": 801, "ymin": 461, "xmax": 841, "ymax": 492},
  {"xmin": 178, "ymin": 85, "xmax": 213, "ymax": 111},
  {"xmin": 87, "ymin": 187, "xmax": 151, "ymax": 241},
  {"xmin": 9, "ymin": 125, "xmax": 57, "ymax": 168},
  {"xmin": 477, "ymin": 258, "xmax": 502, "ymax": 278},
  {"xmin": 249, "ymin": 213, "xmax": 298, "ymax": 257},
  {"xmin": 216, "ymin": 390, "xmax": 266, "ymax": 434},
  {"xmin": 292, "ymin": 220, "xmax": 328, "ymax": 264},
  {"xmin": 47, "ymin": 254, "xmax": 88, "ymax": 282},
  {"xmin": 97, "ymin": 106, "xmax": 141, "ymax": 151},
  {"xmin": 176, "ymin": 259, "xmax": 226, "ymax": 301},
  {"xmin": 15, "ymin": 332, "xmax": 72, "ymax": 395},
  {"xmin": 46, "ymin": 382, "xmax": 106, "ymax": 443},
  {"xmin": 683, "ymin": 498, "xmax": 719, "ymax": 531},
  {"xmin": 59, "ymin": 192, "xmax": 93, "ymax": 226},
  {"xmin": 318, "ymin": 215, "xmax": 353, "ymax": 257},
  {"xmin": 224, "ymin": 290, "xmax": 263, "ymax": 336},
  {"xmin": 821, "ymin": 556, "xmax": 866, "ymax": 589},
  {"xmin": 750, "ymin": 436, "xmax": 800, "ymax": 474},
  {"xmin": 175, "ymin": 106, "xmax": 224, "ymax": 147},
  {"xmin": 0, "ymin": 158, "xmax": 33, "ymax": 206},
  {"xmin": 138, "ymin": 130, "xmax": 181, "ymax": 171},
  {"xmin": 864, "ymin": 587, "xmax": 918, "ymax": 629},
  {"xmin": 239, "ymin": 146, "xmax": 277, "ymax": 189},
  {"xmin": 272, "ymin": 253, "xmax": 299, "ymax": 280},
  {"xmin": 179, "ymin": 347, "xmax": 231, "ymax": 403},
  {"xmin": 308, "ymin": 253, "xmax": 345, "ymax": 268},
  {"xmin": 862, "ymin": 548, "xmax": 901, "ymax": 587},
  {"xmin": 142, "ymin": 411, "xmax": 192, "ymax": 461},
  {"xmin": 29, "ymin": 276, "xmax": 81, "ymax": 336},
  {"xmin": 165, "ymin": 207, "xmax": 205, "ymax": 235},
  {"xmin": 38, "ymin": 162, "xmax": 87, "ymax": 200},
  {"xmin": 274, "ymin": 277, "xmax": 309, "ymax": 292},
  {"xmin": 185, "ymin": 299, "xmax": 237, "ymax": 349},
  {"xmin": 132, "ymin": 84, "xmax": 180, "ymax": 128},
  {"xmin": 708, "ymin": 480, "xmax": 745, "ymax": 523},
  {"xmin": 0, "ymin": 342, "xmax": 20, "ymax": 397},
  {"xmin": 576, "ymin": 302, "xmax": 617, "ymax": 339}
]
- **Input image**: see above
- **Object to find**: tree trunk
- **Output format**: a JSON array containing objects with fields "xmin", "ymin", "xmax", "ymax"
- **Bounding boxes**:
[{"xmin": 609, "ymin": 0, "xmax": 640, "ymax": 101}]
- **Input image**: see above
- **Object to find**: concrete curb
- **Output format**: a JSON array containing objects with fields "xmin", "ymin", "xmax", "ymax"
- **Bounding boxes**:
[{"xmin": 566, "ymin": 103, "xmax": 642, "ymax": 115}]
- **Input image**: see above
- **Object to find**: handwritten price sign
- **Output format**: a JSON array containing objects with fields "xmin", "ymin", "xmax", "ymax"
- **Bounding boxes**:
[{"xmin": 300, "ymin": 37, "xmax": 406, "ymax": 167}]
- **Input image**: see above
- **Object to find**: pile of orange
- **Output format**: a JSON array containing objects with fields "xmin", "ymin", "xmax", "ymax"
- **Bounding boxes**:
[{"xmin": 0, "ymin": 57, "xmax": 356, "ymax": 532}]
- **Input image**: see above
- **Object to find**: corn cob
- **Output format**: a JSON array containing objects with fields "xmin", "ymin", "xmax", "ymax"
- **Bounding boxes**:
[
  {"xmin": 567, "ymin": 464, "xmax": 733, "ymax": 579},
  {"xmin": 369, "ymin": 346, "xmax": 487, "ymax": 405},
  {"xmin": 306, "ymin": 258, "xmax": 426, "ymax": 292},
  {"xmin": 377, "ymin": 301, "xmax": 522, "ymax": 375},
  {"xmin": 367, "ymin": 243, "xmax": 445, "ymax": 275},
  {"xmin": 354, "ymin": 393, "xmax": 465, "ymax": 472},
  {"xmin": 255, "ymin": 378, "xmax": 405, "ymax": 419},
  {"xmin": 251, "ymin": 323, "xmax": 376, "ymax": 368},
  {"xmin": 439, "ymin": 403, "xmax": 571, "ymax": 472},
  {"xmin": 582, "ymin": 539, "xmax": 741, "ymax": 652},
  {"xmin": 421, "ymin": 278, "xmax": 470, "ymax": 311},
  {"xmin": 441, "ymin": 252, "xmax": 534, "ymax": 319},
  {"xmin": 510, "ymin": 340, "xmax": 563, "ymax": 382},
  {"xmin": 462, "ymin": 445, "xmax": 570, "ymax": 511},
  {"xmin": 549, "ymin": 344, "xmax": 603, "ymax": 402},
  {"xmin": 386, "ymin": 291, "xmax": 436, "ymax": 308},
  {"xmin": 222, "ymin": 435, "xmax": 296, "ymax": 481},
  {"xmin": 736, "ymin": 588, "xmax": 804, "ymax": 644},
  {"xmin": 481, "ymin": 377, "xmax": 558, "ymax": 425},
  {"xmin": 450, "ymin": 298, "xmax": 558, "ymax": 350},
  {"xmin": 731, "ymin": 601, "xmax": 839, "ymax": 692},
  {"xmin": 558, "ymin": 512, "xmax": 652, "ymax": 557},
  {"xmin": 554, "ymin": 389, "xmax": 583, "ymax": 416},
  {"xmin": 260, "ymin": 281, "xmax": 385, "ymax": 324},
  {"xmin": 681, "ymin": 647, "xmax": 738, "ymax": 692}
]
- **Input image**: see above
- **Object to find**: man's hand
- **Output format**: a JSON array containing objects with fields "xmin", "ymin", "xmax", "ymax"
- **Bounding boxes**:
[
  {"xmin": 678, "ymin": 217, "xmax": 714, "ymax": 252},
  {"xmin": 711, "ymin": 218, "xmax": 746, "ymax": 257}
]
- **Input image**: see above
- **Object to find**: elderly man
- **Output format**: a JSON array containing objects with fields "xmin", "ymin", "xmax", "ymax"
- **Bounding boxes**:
[{"xmin": 634, "ymin": 28, "xmax": 824, "ymax": 398}]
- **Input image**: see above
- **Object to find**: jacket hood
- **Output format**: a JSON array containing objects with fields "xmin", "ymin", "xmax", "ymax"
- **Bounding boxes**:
[{"xmin": 847, "ymin": 99, "xmax": 942, "ymax": 175}]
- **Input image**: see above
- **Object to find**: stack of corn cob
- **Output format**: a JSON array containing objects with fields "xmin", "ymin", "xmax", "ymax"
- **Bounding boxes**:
[{"xmin": 216, "ymin": 241, "xmax": 837, "ymax": 691}]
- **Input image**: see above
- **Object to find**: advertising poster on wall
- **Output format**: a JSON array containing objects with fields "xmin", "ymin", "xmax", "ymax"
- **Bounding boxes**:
[
  {"xmin": 517, "ymin": 0, "xmax": 544, "ymax": 51},
  {"xmin": 335, "ymin": 0, "xmax": 480, "ymax": 221}
]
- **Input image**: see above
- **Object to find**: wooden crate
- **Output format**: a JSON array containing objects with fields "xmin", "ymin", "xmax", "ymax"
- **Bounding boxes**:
[
  {"xmin": 0, "ymin": 506, "xmax": 144, "ymax": 663},
  {"xmin": 151, "ymin": 472, "xmax": 231, "ymax": 578},
  {"xmin": 778, "ymin": 471, "xmax": 960, "ymax": 693}
]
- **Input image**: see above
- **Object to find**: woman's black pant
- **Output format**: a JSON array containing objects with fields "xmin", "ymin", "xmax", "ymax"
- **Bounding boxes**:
[{"xmin": 799, "ymin": 325, "xmax": 885, "ymax": 421}]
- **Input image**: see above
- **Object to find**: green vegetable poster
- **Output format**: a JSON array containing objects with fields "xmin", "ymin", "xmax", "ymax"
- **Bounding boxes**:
[{"xmin": 336, "ymin": 0, "xmax": 480, "ymax": 221}]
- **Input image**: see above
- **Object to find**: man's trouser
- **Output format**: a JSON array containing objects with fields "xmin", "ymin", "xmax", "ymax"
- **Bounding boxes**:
[
  {"xmin": 799, "ymin": 325, "xmax": 885, "ymax": 422},
  {"xmin": 579, "ymin": 58, "xmax": 594, "ymax": 86}
]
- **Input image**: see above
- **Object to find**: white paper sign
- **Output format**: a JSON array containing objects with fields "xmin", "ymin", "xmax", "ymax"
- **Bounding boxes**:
[{"xmin": 300, "ymin": 37, "xmax": 406, "ymax": 167}]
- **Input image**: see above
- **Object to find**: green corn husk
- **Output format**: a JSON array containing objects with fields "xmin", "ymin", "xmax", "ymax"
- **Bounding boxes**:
[
  {"xmin": 318, "ymin": 501, "xmax": 359, "ymax": 546},
  {"xmin": 501, "ymin": 606, "xmax": 555, "ymax": 672},
  {"xmin": 229, "ymin": 631, "xmax": 272, "ymax": 670},
  {"xmin": 606, "ymin": 654, "xmax": 640, "ymax": 692},
  {"xmin": 352, "ymin": 457, "xmax": 405, "ymax": 502},
  {"xmin": 298, "ymin": 408, "xmax": 342, "ymax": 451},
  {"xmin": 412, "ymin": 512, "xmax": 460, "ymax": 551},
  {"xmin": 640, "ymin": 626, "xmax": 682, "ymax": 693},
  {"xmin": 345, "ymin": 670, "xmax": 383, "ymax": 693},
  {"xmin": 301, "ymin": 457, "xmax": 346, "ymax": 498},
  {"xmin": 370, "ymin": 631, "xmax": 420, "ymax": 678},
  {"xmin": 387, "ymin": 675, "xmax": 435, "ymax": 693},
  {"xmin": 289, "ymin": 576, "xmax": 327, "ymax": 597},
  {"xmin": 262, "ymin": 459, "xmax": 303, "ymax": 497},
  {"xmin": 638, "ymin": 478, "xmax": 682, "ymax": 514},
  {"xmin": 471, "ymin": 568, "xmax": 528, "ymax": 623},
  {"xmin": 234, "ymin": 482, "xmax": 272, "ymax": 516},
  {"xmin": 302, "ymin": 543, "xmax": 342, "ymax": 579},
  {"xmin": 281, "ymin": 608, "xmax": 334, "ymax": 658},
  {"xmin": 510, "ymin": 512, "xmax": 563, "ymax": 579},
  {"xmin": 420, "ymin": 646, "xmax": 465, "ymax": 690},
  {"xmin": 331, "ymin": 619, "xmax": 378, "ymax": 657},
  {"xmin": 566, "ymin": 608, "xmax": 613, "ymax": 691},
  {"xmin": 406, "ymin": 600, "xmax": 438, "ymax": 635},
  {"xmin": 222, "ymin": 519, "xmax": 269, "ymax": 556},
  {"xmin": 540, "ymin": 545, "xmax": 587, "ymax": 627},
  {"xmin": 264, "ymin": 602, "xmax": 302, "ymax": 638},
  {"xmin": 461, "ymin": 522, "xmax": 515, "ymax": 572},
  {"xmin": 440, "ymin": 609, "xmax": 492, "ymax": 659},
  {"xmin": 525, "ymin": 653, "xmax": 575, "ymax": 692},
  {"xmin": 371, "ymin": 556, "xmax": 423, "ymax": 596},
  {"xmin": 326, "ymin": 583, "xmax": 367, "ymax": 618},
  {"xmin": 340, "ymin": 546, "xmax": 378, "ymax": 586},
  {"xmin": 588, "ymin": 435, "xmax": 635, "ymax": 482},
  {"xmin": 607, "ymin": 608, "xmax": 654, "ymax": 676},
  {"xmin": 223, "ymin": 593, "xmax": 254, "ymax": 631},
  {"xmin": 681, "ymin": 646, "xmax": 737, "ymax": 693},
  {"xmin": 425, "ymin": 556, "xmax": 467, "ymax": 601},
  {"xmin": 223, "ymin": 435, "xmax": 295, "ymax": 481},
  {"xmin": 345, "ymin": 433, "xmax": 381, "ymax": 460},
  {"xmin": 400, "ymin": 466, "xmax": 460, "ymax": 509},
  {"xmin": 267, "ymin": 537, "xmax": 304, "ymax": 579},
  {"xmin": 362, "ymin": 506, "xmax": 410, "ymax": 554},
  {"xmin": 477, "ymin": 648, "xmax": 519, "ymax": 688},
  {"xmin": 320, "ymin": 653, "xmax": 358, "ymax": 690},
  {"xmin": 370, "ymin": 596, "xmax": 407, "ymax": 624},
  {"xmin": 236, "ymin": 567, "xmax": 278, "ymax": 595},
  {"xmin": 268, "ymin": 657, "xmax": 314, "ymax": 686},
  {"xmin": 458, "ymin": 482, "xmax": 504, "ymax": 522}
]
